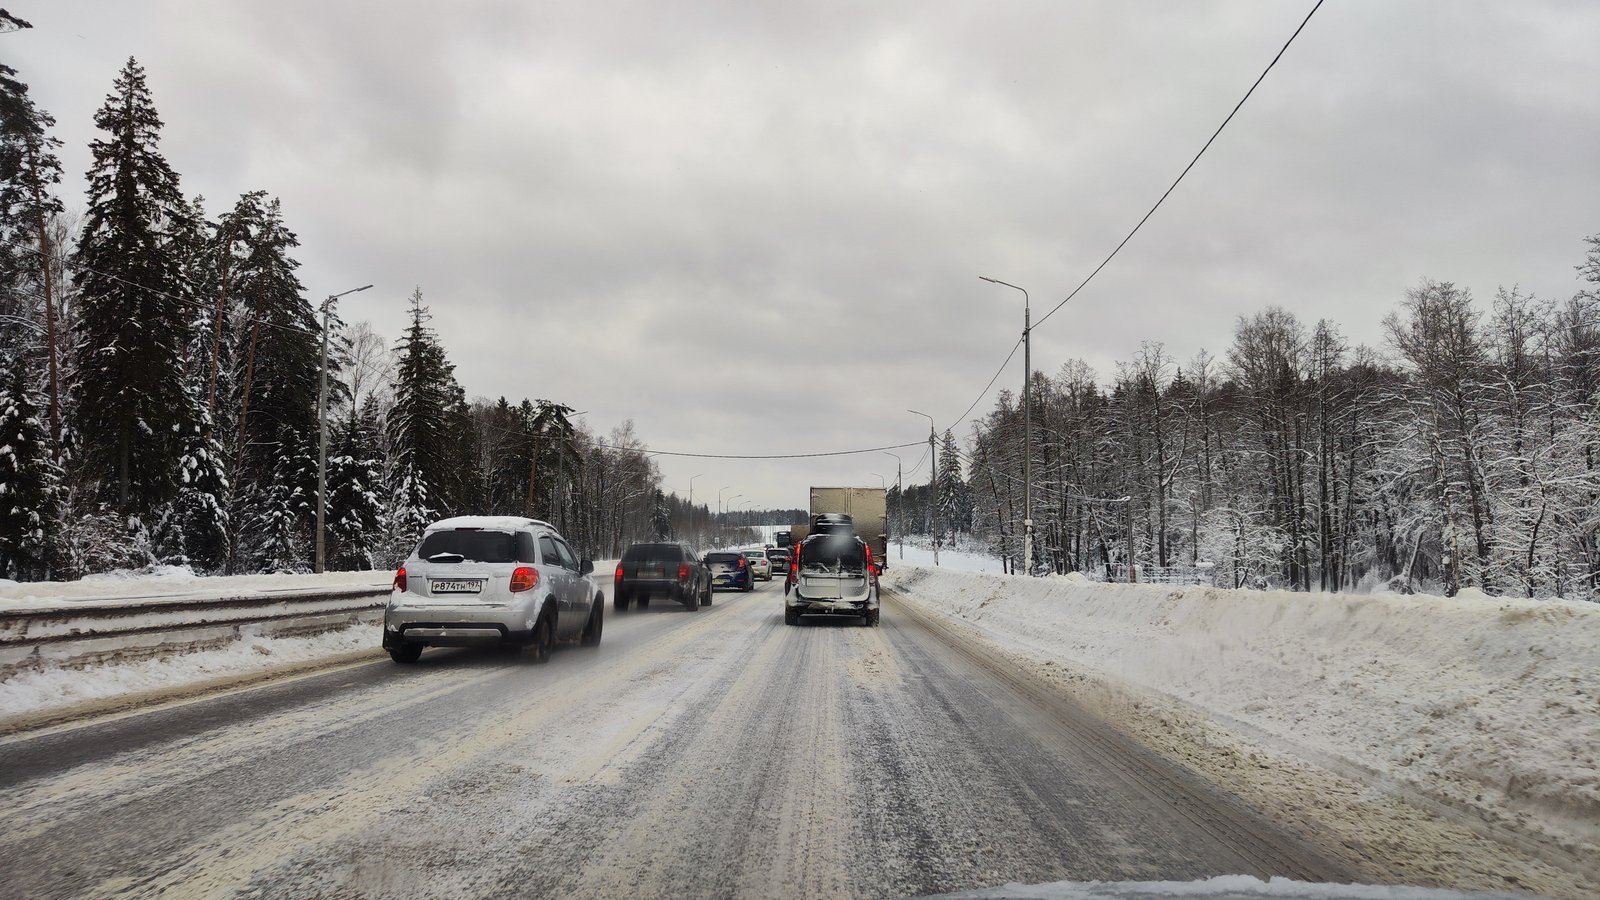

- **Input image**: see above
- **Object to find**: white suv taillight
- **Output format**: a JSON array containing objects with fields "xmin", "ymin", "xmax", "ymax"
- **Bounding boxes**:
[
  {"xmin": 393, "ymin": 567, "xmax": 407, "ymax": 592},
  {"xmin": 510, "ymin": 566, "xmax": 539, "ymax": 593}
]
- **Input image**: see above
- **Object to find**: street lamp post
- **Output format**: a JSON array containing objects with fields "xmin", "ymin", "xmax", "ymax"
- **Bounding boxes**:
[
  {"xmin": 980, "ymin": 276, "xmax": 1033, "ymax": 576},
  {"xmin": 908, "ymin": 409, "xmax": 937, "ymax": 566},
  {"xmin": 314, "ymin": 283, "xmax": 373, "ymax": 574},
  {"xmin": 688, "ymin": 473, "xmax": 704, "ymax": 543},
  {"xmin": 870, "ymin": 472, "xmax": 885, "ymax": 488},
  {"xmin": 883, "ymin": 451, "xmax": 903, "ymax": 560}
]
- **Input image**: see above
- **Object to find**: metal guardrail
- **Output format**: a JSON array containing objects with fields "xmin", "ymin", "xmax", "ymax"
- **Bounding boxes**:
[{"xmin": 0, "ymin": 585, "xmax": 392, "ymax": 677}]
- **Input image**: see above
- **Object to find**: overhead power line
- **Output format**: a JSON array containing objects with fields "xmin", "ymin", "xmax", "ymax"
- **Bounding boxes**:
[
  {"xmin": 939, "ymin": 336, "xmax": 1024, "ymax": 434},
  {"xmin": 1032, "ymin": 0, "xmax": 1326, "ymax": 332},
  {"xmin": 594, "ymin": 440, "xmax": 927, "ymax": 460}
]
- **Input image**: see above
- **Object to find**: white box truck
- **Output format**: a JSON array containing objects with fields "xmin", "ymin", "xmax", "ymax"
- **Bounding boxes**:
[{"xmin": 788, "ymin": 487, "xmax": 888, "ymax": 566}]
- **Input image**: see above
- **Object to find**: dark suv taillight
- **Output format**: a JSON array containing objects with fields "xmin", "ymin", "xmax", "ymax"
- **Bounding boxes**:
[{"xmin": 678, "ymin": 563, "xmax": 690, "ymax": 580}]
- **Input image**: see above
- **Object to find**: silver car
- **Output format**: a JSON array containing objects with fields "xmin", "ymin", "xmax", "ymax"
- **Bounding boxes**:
[
  {"xmin": 784, "ymin": 532, "xmax": 879, "ymax": 626},
  {"xmin": 742, "ymin": 549, "xmax": 773, "ymax": 581},
  {"xmin": 383, "ymin": 516, "xmax": 603, "ymax": 663}
]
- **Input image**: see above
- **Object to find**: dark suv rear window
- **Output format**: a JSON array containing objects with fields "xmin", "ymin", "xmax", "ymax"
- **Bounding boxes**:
[
  {"xmin": 623, "ymin": 543, "xmax": 685, "ymax": 563},
  {"xmin": 417, "ymin": 529, "xmax": 519, "ymax": 563},
  {"xmin": 704, "ymin": 552, "xmax": 743, "ymax": 564},
  {"xmin": 799, "ymin": 535, "xmax": 866, "ymax": 572}
]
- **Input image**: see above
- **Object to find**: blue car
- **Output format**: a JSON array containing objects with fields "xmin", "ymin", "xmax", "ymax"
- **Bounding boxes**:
[{"xmin": 704, "ymin": 551, "xmax": 754, "ymax": 592}]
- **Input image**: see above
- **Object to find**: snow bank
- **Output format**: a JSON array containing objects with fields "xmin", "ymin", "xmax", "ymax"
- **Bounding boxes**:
[
  {"xmin": 884, "ymin": 566, "xmax": 1600, "ymax": 859},
  {"xmin": 0, "ymin": 623, "xmax": 375, "ymax": 721},
  {"xmin": 0, "ymin": 568, "xmax": 392, "ymax": 609},
  {"xmin": 933, "ymin": 874, "xmax": 1519, "ymax": 898}
]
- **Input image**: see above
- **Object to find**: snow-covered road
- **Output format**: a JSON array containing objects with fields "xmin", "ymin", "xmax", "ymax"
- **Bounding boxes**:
[
  {"xmin": 1, "ymin": 573, "xmax": 1586, "ymax": 898},
  {"xmin": 0, "ymin": 577, "xmax": 1370, "ymax": 898}
]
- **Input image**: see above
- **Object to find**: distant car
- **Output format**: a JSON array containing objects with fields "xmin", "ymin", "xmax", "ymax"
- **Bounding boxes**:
[
  {"xmin": 742, "ymin": 549, "xmax": 772, "ymax": 581},
  {"xmin": 704, "ymin": 550, "xmax": 753, "ymax": 592},
  {"xmin": 384, "ymin": 516, "xmax": 603, "ymax": 663},
  {"xmin": 615, "ymin": 542, "xmax": 712, "ymax": 611},
  {"xmin": 785, "ymin": 531, "xmax": 878, "ymax": 627},
  {"xmin": 766, "ymin": 547, "xmax": 791, "ymax": 574}
]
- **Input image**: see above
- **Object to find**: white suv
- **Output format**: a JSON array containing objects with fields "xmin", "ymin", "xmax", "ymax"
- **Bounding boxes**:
[
  {"xmin": 383, "ymin": 516, "xmax": 603, "ymax": 663},
  {"xmin": 784, "ymin": 532, "xmax": 878, "ymax": 626}
]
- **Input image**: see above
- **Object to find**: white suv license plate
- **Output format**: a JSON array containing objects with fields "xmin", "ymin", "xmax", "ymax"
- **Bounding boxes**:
[{"xmin": 431, "ymin": 579, "xmax": 484, "ymax": 594}]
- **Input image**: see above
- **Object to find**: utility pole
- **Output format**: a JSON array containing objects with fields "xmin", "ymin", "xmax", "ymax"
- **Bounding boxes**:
[
  {"xmin": 909, "ymin": 410, "xmax": 937, "ymax": 566},
  {"xmin": 314, "ymin": 284, "xmax": 373, "ymax": 574},
  {"xmin": 884, "ymin": 451, "xmax": 903, "ymax": 560},
  {"xmin": 688, "ymin": 473, "xmax": 704, "ymax": 545},
  {"xmin": 980, "ymin": 276, "xmax": 1033, "ymax": 576}
]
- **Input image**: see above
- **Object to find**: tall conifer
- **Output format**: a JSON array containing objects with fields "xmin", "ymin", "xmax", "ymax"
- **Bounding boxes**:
[{"xmin": 71, "ymin": 58, "xmax": 191, "ymax": 515}]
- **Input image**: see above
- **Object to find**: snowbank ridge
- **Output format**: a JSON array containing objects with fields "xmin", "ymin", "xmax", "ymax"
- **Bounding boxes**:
[{"xmin": 884, "ymin": 566, "xmax": 1600, "ymax": 862}]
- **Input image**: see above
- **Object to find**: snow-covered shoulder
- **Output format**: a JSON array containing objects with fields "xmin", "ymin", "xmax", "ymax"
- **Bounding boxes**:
[
  {"xmin": 883, "ymin": 565, "xmax": 1600, "ymax": 866},
  {"xmin": 927, "ymin": 874, "xmax": 1521, "ymax": 898},
  {"xmin": 0, "ymin": 568, "xmax": 391, "ymax": 609}
]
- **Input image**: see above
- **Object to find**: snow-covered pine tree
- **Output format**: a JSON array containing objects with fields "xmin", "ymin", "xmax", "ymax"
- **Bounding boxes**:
[
  {"xmin": 936, "ymin": 429, "xmax": 968, "ymax": 540},
  {"xmin": 156, "ymin": 400, "xmax": 231, "ymax": 573},
  {"xmin": 0, "ymin": 356, "xmax": 64, "ymax": 579},
  {"xmin": 70, "ymin": 57, "xmax": 192, "ymax": 516},
  {"xmin": 0, "ymin": 55, "xmax": 66, "ymax": 446},
  {"xmin": 231, "ymin": 197, "xmax": 324, "ymax": 479},
  {"xmin": 325, "ymin": 417, "xmax": 384, "ymax": 571},
  {"xmin": 202, "ymin": 191, "xmax": 265, "ymax": 429},
  {"xmin": 651, "ymin": 488, "xmax": 672, "ymax": 540},
  {"xmin": 388, "ymin": 288, "xmax": 459, "ymax": 517},
  {"xmin": 383, "ymin": 459, "xmax": 434, "ymax": 567},
  {"xmin": 246, "ymin": 433, "xmax": 315, "ymax": 573}
]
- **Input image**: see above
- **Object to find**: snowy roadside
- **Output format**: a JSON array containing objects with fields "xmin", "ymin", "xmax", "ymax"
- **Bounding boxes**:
[
  {"xmin": 0, "ymin": 623, "xmax": 380, "ymax": 730},
  {"xmin": 883, "ymin": 565, "xmax": 1600, "ymax": 868},
  {"xmin": 0, "ymin": 562, "xmax": 619, "ymax": 728},
  {"xmin": 0, "ymin": 568, "xmax": 392, "ymax": 609}
]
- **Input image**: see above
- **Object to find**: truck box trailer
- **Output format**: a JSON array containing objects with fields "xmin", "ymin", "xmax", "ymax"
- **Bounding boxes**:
[{"xmin": 788, "ymin": 487, "xmax": 888, "ymax": 567}]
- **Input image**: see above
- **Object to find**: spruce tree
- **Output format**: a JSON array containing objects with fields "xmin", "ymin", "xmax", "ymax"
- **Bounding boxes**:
[
  {"xmin": 388, "ymin": 288, "xmax": 458, "ymax": 518},
  {"xmin": 71, "ymin": 57, "xmax": 192, "ymax": 515},
  {"xmin": 325, "ymin": 417, "xmax": 384, "ymax": 570},
  {"xmin": 0, "ymin": 356, "xmax": 64, "ymax": 579},
  {"xmin": 246, "ymin": 432, "xmax": 315, "ymax": 573},
  {"xmin": 158, "ymin": 402, "xmax": 231, "ymax": 572},
  {"xmin": 937, "ymin": 429, "xmax": 969, "ymax": 538},
  {"xmin": 232, "ymin": 197, "xmax": 323, "ymax": 473}
]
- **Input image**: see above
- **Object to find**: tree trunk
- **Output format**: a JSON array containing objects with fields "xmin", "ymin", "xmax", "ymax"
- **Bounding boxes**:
[{"xmin": 26, "ymin": 145, "xmax": 62, "ymax": 457}]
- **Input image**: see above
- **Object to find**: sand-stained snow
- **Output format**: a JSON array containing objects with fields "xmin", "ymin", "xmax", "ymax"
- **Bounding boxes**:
[{"xmin": 883, "ymin": 565, "xmax": 1600, "ymax": 867}]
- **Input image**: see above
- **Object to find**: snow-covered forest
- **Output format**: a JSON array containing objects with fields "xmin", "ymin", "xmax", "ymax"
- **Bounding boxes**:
[
  {"xmin": 0, "ymin": 56, "xmax": 695, "ymax": 581},
  {"xmin": 897, "ymin": 247, "xmax": 1600, "ymax": 599}
]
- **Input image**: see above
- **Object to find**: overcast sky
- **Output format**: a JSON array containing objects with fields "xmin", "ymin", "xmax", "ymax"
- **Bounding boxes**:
[{"xmin": 8, "ymin": 1, "xmax": 1600, "ymax": 511}]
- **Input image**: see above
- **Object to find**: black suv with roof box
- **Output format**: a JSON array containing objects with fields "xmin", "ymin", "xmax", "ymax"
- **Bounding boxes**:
[{"xmin": 614, "ymin": 542, "xmax": 713, "ymax": 611}]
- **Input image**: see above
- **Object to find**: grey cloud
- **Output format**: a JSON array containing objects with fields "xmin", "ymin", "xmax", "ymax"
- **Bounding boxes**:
[{"xmin": 7, "ymin": 0, "xmax": 1599, "ymax": 507}]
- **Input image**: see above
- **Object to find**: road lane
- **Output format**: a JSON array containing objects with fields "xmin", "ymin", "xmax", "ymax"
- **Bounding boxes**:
[{"xmin": 0, "ymin": 577, "xmax": 1362, "ymax": 898}]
